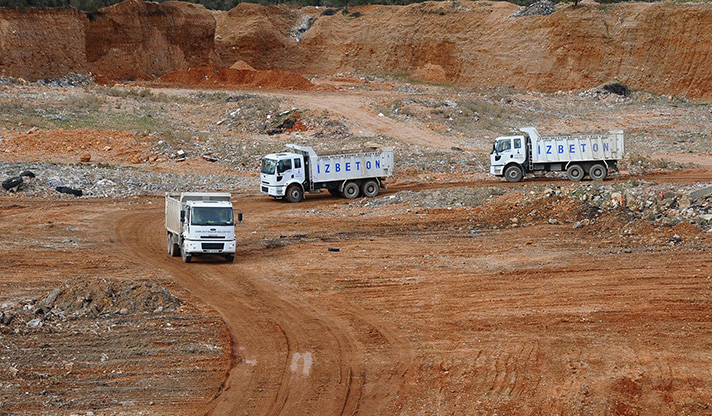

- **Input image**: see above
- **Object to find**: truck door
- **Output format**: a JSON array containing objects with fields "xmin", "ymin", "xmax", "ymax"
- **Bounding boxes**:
[
  {"xmin": 277, "ymin": 158, "xmax": 292, "ymax": 185},
  {"xmin": 512, "ymin": 137, "xmax": 526, "ymax": 164},
  {"xmin": 293, "ymin": 157, "xmax": 305, "ymax": 184}
]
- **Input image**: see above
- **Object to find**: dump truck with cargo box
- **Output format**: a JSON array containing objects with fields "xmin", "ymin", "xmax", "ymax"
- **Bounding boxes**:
[
  {"xmin": 260, "ymin": 144, "xmax": 394, "ymax": 202},
  {"xmin": 490, "ymin": 127, "xmax": 625, "ymax": 182},
  {"xmin": 165, "ymin": 192, "xmax": 240, "ymax": 263}
]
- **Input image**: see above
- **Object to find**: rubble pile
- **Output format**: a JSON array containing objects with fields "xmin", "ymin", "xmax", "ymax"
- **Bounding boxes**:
[
  {"xmin": 0, "ymin": 73, "xmax": 93, "ymax": 88},
  {"xmin": 512, "ymin": 0, "xmax": 556, "ymax": 17},
  {"xmin": 0, "ymin": 161, "xmax": 253, "ymax": 198},
  {"xmin": 0, "ymin": 278, "xmax": 181, "ymax": 331}
]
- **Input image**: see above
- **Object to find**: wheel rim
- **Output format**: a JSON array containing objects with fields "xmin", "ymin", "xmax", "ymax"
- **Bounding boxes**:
[
  {"xmin": 344, "ymin": 184, "xmax": 358, "ymax": 198},
  {"xmin": 505, "ymin": 166, "xmax": 521, "ymax": 182},
  {"xmin": 591, "ymin": 166, "xmax": 606, "ymax": 180},
  {"xmin": 568, "ymin": 166, "xmax": 583, "ymax": 181},
  {"xmin": 364, "ymin": 181, "xmax": 378, "ymax": 197}
]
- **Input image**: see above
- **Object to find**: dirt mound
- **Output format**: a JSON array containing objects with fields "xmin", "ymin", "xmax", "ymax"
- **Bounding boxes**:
[
  {"xmin": 156, "ymin": 65, "xmax": 315, "ymax": 90},
  {"xmin": 0, "ymin": 8, "xmax": 87, "ymax": 81},
  {"xmin": 230, "ymin": 60, "xmax": 256, "ymax": 71},
  {"xmin": 213, "ymin": 1, "xmax": 712, "ymax": 99},
  {"xmin": 0, "ymin": 278, "xmax": 181, "ymax": 329},
  {"xmin": 85, "ymin": 0, "xmax": 221, "ymax": 81}
]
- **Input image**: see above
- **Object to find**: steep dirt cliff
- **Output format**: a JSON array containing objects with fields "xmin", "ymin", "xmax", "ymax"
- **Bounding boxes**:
[
  {"xmin": 85, "ymin": 0, "xmax": 221, "ymax": 81},
  {"xmin": 215, "ymin": 1, "xmax": 712, "ymax": 99},
  {"xmin": 0, "ymin": 8, "xmax": 87, "ymax": 81},
  {"xmin": 213, "ymin": 3, "xmax": 307, "ymax": 72}
]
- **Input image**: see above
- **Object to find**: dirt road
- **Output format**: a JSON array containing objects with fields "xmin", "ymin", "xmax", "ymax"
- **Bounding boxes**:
[{"xmin": 103, "ymin": 183, "xmax": 712, "ymax": 415}]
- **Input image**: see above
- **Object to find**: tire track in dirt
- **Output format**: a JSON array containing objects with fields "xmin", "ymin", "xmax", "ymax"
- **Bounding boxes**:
[{"xmin": 110, "ymin": 205, "xmax": 415, "ymax": 415}]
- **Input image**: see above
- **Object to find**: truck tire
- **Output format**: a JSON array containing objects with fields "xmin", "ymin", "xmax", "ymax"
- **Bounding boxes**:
[
  {"xmin": 589, "ymin": 163, "xmax": 608, "ymax": 181},
  {"xmin": 361, "ymin": 180, "xmax": 379, "ymax": 197},
  {"xmin": 225, "ymin": 254, "xmax": 235, "ymax": 263},
  {"xmin": 181, "ymin": 248, "xmax": 192, "ymax": 263},
  {"xmin": 342, "ymin": 182, "xmax": 360, "ymax": 199},
  {"xmin": 504, "ymin": 165, "xmax": 523, "ymax": 183},
  {"xmin": 286, "ymin": 185, "xmax": 303, "ymax": 203},
  {"xmin": 167, "ymin": 234, "xmax": 180, "ymax": 257},
  {"xmin": 566, "ymin": 164, "xmax": 585, "ymax": 181}
]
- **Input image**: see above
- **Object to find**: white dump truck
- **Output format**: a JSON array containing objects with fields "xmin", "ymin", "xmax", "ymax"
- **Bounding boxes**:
[
  {"xmin": 165, "ymin": 192, "xmax": 240, "ymax": 263},
  {"xmin": 260, "ymin": 144, "xmax": 394, "ymax": 202},
  {"xmin": 490, "ymin": 127, "xmax": 625, "ymax": 182}
]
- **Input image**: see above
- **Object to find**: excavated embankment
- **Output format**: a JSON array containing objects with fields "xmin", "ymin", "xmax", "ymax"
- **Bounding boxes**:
[
  {"xmin": 0, "ymin": 7, "xmax": 87, "ymax": 80},
  {"xmin": 85, "ymin": 0, "xmax": 222, "ymax": 81},
  {"xmin": 0, "ymin": 0, "xmax": 710, "ymax": 99},
  {"xmin": 215, "ymin": 1, "xmax": 712, "ymax": 99}
]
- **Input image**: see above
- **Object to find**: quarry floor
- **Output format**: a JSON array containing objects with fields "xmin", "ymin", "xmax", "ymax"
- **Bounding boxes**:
[{"xmin": 1, "ymin": 79, "xmax": 712, "ymax": 415}]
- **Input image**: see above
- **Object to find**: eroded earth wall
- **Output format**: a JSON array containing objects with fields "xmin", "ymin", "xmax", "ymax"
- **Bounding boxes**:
[
  {"xmin": 216, "ymin": 1, "xmax": 712, "ymax": 99},
  {"xmin": 85, "ymin": 0, "xmax": 221, "ymax": 80},
  {"xmin": 0, "ymin": 0, "xmax": 710, "ymax": 99},
  {"xmin": 0, "ymin": 8, "xmax": 87, "ymax": 81}
]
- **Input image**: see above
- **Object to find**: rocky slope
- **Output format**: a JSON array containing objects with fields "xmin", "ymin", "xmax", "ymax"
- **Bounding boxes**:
[
  {"xmin": 0, "ymin": 0, "xmax": 711, "ymax": 99},
  {"xmin": 85, "ymin": 0, "xmax": 222, "ymax": 81},
  {"xmin": 0, "ymin": 8, "xmax": 87, "ymax": 80},
  {"xmin": 221, "ymin": 1, "xmax": 711, "ymax": 99}
]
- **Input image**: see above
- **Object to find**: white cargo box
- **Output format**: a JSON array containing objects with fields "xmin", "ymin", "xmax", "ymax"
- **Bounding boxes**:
[
  {"xmin": 530, "ymin": 130, "xmax": 625, "ymax": 164},
  {"xmin": 287, "ymin": 145, "xmax": 394, "ymax": 183}
]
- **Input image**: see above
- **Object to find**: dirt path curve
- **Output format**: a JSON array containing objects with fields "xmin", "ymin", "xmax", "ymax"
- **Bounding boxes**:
[
  {"xmin": 112, "ymin": 198, "xmax": 416, "ymax": 416},
  {"xmin": 273, "ymin": 91, "xmax": 475, "ymax": 151}
]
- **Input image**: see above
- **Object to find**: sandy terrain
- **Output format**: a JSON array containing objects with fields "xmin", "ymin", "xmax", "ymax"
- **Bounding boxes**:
[{"xmin": 1, "ymin": 71, "xmax": 711, "ymax": 416}]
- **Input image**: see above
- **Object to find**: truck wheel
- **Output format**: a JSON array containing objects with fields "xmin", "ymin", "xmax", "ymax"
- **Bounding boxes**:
[
  {"xmin": 566, "ymin": 164, "xmax": 585, "ymax": 181},
  {"xmin": 342, "ymin": 182, "xmax": 360, "ymax": 199},
  {"xmin": 589, "ymin": 163, "xmax": 608, "ymax": 181},
  {"xmin": 361, "ymin": 180, "xmax": 379, "ymax": 197},
  {"xmin": 181, "ymin": 248, "xmax": 192, "ymax": 263},
  {"xmin": 225, "ymin": 254, "xmax": 235, "ymax": 263},
  {"xmin": 167, "ymin": 234, "xmax": 180, "ymax": 257},
  {"xmin": 286, "ymin": 185, "xmax": 303, "ymax": 203},
  {"xmin": 504, "ymin": 165, "xmax": 523, "ymax": 183}
]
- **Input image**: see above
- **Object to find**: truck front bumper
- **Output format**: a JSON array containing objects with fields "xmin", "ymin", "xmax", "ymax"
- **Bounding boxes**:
[
  {"xmin": 490, "ymin": 165, "xmax": 504, "ymax": 176},
  {"xmin": 183, "ymin": 240, "xmax": 236, "ymax": 255},
  {"xmin": 261, "ymin": 184, "xmax": 286, "ymax": 197}
]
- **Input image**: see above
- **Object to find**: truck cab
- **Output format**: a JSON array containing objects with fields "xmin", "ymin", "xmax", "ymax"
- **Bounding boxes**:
[
  {"xmin": 180, "ymin": 200, "xmax": 236, "ymax": 260},
  {"xmin": 260, "ymin": 152, "xmax": 306, "ymax": 199},
  {"xmin": 490, "ymin": 135, "xmax": 527, "ymax": 177}
]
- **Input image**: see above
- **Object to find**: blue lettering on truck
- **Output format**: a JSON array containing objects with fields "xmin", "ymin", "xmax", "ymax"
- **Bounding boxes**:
[
  {"xmin": 315, "ymin": 158, "xmax": 385, "ymax": 174},
  {"xmin": 533, "ymin": 141, "xmax": 610, "ymax": 157}
]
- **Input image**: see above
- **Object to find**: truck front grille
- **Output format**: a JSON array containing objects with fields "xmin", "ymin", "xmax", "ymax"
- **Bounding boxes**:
[{"xmin": 201, "ymin": 243, "xmax": 224, "ymax": 250}]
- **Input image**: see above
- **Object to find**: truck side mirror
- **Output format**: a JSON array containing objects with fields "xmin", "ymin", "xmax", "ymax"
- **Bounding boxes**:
[
  {"xmin": 237, "ymin": 212, "xmax": 243, "ymax": 223},
  {"xmin": 180, "ymin": 210, "xmax": 185, "ymax": 223}
]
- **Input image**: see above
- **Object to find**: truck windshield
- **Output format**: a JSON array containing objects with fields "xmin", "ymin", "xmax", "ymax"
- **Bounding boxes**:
[
  {"xmin": 191, "ymin": 207, "xmax": 234, "ymax": 226},
  {"xmin": 261, "ymin": 158, "xmax": 277, "ymax": 175},
  {"xmin": 495, "ymin": 139, "xmax": 512, "ymax": 153}
]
